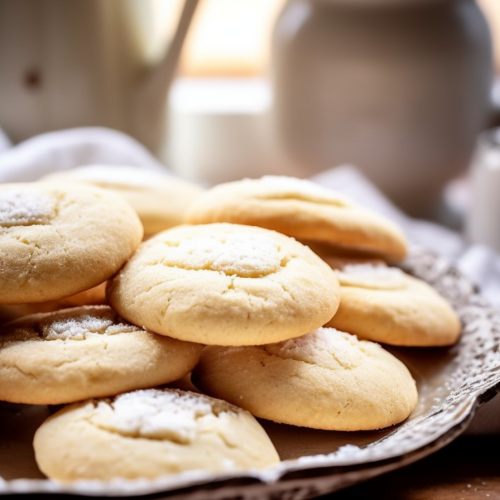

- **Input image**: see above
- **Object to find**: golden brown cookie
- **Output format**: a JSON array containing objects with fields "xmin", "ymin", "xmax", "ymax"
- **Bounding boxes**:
[
  {"xmin": 0, "ymin": 306, "xmax": 202, "ymax": 404},
  {"xmin": 185, "ymin": 176, "xmax": 408, "ymax": 261},
  {"xmin": 34, "ymin": 388, "xmax": 280, "ymax": 480},
  {"xmin": 108, "ymin": 223, "xmax": 340, "ymax": 346},
  {"xmin": 42, "ymin": 165, "xmax": 204, "ymax": 237},
  {"xmin": 0, "ymin": 183, "xmax": 142, "ymax": 303},
  {"xmin": 192, "ymin": 328, "xmax": 418, "ymax": 431},
  {"xmin": 325, "ymin": 264, "xmax": 461, "ymax": 346}
]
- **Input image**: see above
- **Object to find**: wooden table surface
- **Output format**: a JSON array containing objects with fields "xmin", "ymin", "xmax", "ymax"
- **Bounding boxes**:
[{"xmin": 325, "ymin": 436, "xmax": 500, "ymax": 499}]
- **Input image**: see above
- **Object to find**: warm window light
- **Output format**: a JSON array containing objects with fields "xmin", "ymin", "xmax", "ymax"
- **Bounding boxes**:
[
  {"xmin": 156, "ymin": 0, "xmax": 500, "ymax": 77},
  {"xmin": 153, "ymin": 0, "xmax": 285, "ymax": 77},
  {"xmin": 180, "ymin": 0, "xmax": 285, "ymax": 77},
  {"xmin": 147, "ymin": 0, "xmax": 185, "ymax": 63}
]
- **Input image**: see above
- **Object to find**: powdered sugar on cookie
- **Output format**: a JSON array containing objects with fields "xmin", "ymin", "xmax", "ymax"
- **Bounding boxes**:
[
  {"xmin": 0, "ymin": 306, "xmax": 140, "ymax": 343},
  {"xmin": 264, "ymin": 328, "xmax": 363, "ymax": 371},
  {"xmin": 42, "ymin": 314, "xmax": 138, "ymax": 341},
  {"xmin": 0, "ymin": 191, "xmax": 55, "ymax": 227},
  {"xmin": 164, "ymin": 232, "xmax": 282, "ymax": 278},
  {"xmin": 91, "ymin": 389, "xmax": 234, "ymax": 443}
]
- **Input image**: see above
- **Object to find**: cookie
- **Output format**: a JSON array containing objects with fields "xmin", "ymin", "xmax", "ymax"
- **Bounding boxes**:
[
  {"xmin": 33, "ymin": 388, "xmax": 280, "ymax": 480},
  {"xmin": 58, "ymin": 282, "xmax": 107, "ymax": 306},
  {"xmin": 0, "ymin": 306, "xmax": 202, "ymax": 404},
  {"xmin": 302, "ymin": 240, "xmax": 386, "ymax": 269},
  {"xmin": 42, "ymin": 165, "xmax": 204, "ymax": 237},
  {"xmin": 325, "ymin": 264, "xmax": 461, "ymax": 346},
  {"xmin": 0, "ymin": 283, "xmax": 106, "ymax": 324},
  {"xmin": 185, "ymin": 176, "xmax": 408, "ymax": 261},
  {"xmin": 0, "ymin": 183, "xmax": 142, "ymax": 303},
  {"xmin": 108, "ymin": 223, "xmax": 340, "ymax": 346},
  {"xmin": 192, "ymin": 328, "xmax": 418, "ymax": 431},
  {"xmin": 0, "ymin": 302, "xmax": 62, "ymax": 324}
]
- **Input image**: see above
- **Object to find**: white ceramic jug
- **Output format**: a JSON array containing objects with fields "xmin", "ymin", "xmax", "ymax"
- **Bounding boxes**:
[
  {"xmin": 0, "ymin": 0, "xmax": 198, "ymax": 152},
  {"xmin": 272, "ymin": 0, "xmax": 494, "ymax": 217}
]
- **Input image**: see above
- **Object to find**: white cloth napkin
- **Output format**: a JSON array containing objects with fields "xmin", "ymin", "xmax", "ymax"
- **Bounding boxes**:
[
  {"xmin": 0, "ymin": 127, "xmax": 166, "ymax": 183},
  {"xmin": 0, "ymin": 127, "xmax": 499, "ymax": 432}
]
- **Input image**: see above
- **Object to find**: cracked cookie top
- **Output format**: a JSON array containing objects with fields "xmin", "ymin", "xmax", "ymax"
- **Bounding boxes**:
[
  {"xmin": 108, "ymin": 223, "xmax": 341, "ymax": 346},
  {"xmin": 154, "ymin": 231, "xmax": 282, "ymax": 278},
  {"xmin": 192, "ymin": 327, "xmax": 418, "ymax": 431},
  {"xmin": 185, "ymin": 176, "xmax": 408, "ymax": 261},
  {"xmin": 326, "ymin": 264, "xmax": 461, "ymax": 347},
  {"xmin": 0, "ymin": 183, "xmax": 142, "ymax": 303},
  {"xmin": 33, "ymin": 388, "xmax": 280, "ymax": 481},
  {"xmin": 90, "ymin": 389, "xmax": 236, "ymax": 443},
  {"xmin": 0, "ymin": 306, "xmax": 203, "ymax": 405},
  {"xmin": 263, "ymin": 328, "xmax": 364, "ymax": 371}
]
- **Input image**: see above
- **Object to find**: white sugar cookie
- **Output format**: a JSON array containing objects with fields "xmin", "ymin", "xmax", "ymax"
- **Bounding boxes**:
[
  {"xmin": 0, "ymin": 306, "xmax": 202, "ymax": 404},
  {"xmin": 0, "ymin": 183, "xmax": 142, "ymax": 303},
  {"xmin": 34, "ymin": 388, "xmax": 280, "ymax": 481},
  {"xmin": 108, "ymin": 223, "xmax": 340, "ymax": 346},
  {"xmin": 193, "ymin": 328, "xmax": 418, "ymax": 431},
  {"xmin": 325, "ymin": 264, "xmax": 461, "ymax": 346},
  {"xmin": 42, "ymin": 166, "xmax": 204, "ymax": 237},
  {"xmin": 185, "ymin": 176, "xmax": 407, "ymax": 261}
]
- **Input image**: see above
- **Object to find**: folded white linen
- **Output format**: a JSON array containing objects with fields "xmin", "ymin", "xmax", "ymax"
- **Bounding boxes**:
[{"xmin": 0, "ymin": 127, "xmax": 167, "ymax": 183}]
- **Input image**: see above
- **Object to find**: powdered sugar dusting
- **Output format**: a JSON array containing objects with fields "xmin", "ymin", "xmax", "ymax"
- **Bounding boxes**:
[
  {"xmin": 264, "ymin": 328, "xmax": 363, "ymax": 370},
  {"xmin": 335, "ymin": 264, "xmax": 407, "ymax": 290},
  {"xmin": 1, "ymin": 307, "xmax": 140, "ymax": 343},
  {"xmin": 257, "ymin": 176, "xmax": 352, "ymax": 206},
  {"xmin": 0, "ymin": 191, "xmax": 55, "ymax": 227},
  {"xmin": 164, "ymin": 232, "xmax": 281, "ymax": 277},
  {"xmin": 297, "ymin": 444, "xmax": 362, "ymax": 465},
  {"xmin": 43, "ymin": 315, "xmax": 138, "ymax": 341},
  {"xmin": 91, "ymin": 389, "xmax": 231, "ymax": 443}
]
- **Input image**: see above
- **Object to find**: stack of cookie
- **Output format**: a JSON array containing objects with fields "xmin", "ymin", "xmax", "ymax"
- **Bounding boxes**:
[{"xmin": 0, "ymin": 173, "xmax": 461, "ymax": 482}]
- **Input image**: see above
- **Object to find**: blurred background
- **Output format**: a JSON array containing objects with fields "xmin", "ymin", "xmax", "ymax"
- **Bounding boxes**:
[{"xmin": 2, "ymin": 0, "xmax": 500, "ymax": 229}]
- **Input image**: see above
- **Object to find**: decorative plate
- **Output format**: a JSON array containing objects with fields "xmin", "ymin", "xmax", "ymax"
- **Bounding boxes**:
[{"xmin": 1, "ymin": 246, "xmax": 499, "ymax": 499}]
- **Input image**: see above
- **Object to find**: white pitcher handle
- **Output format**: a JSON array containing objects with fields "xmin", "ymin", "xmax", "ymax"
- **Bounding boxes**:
[
  {"xmin": 166, "ymin": 0, "xmax": 199, "ymax": 78},
  {"xmin": 132, "ymin": 0, "xmax": 199, "ymax": 152}
]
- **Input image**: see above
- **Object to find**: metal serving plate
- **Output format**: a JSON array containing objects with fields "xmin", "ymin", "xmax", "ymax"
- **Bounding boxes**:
[{"xmin": 1, "ymin": 246, "xmax": 499, "ymax": 499}]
